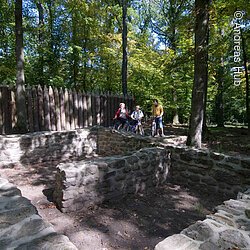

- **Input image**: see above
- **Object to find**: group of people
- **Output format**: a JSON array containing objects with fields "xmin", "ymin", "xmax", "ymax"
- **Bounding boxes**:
[{"xmin": 113, "ymin": 99, "xmax": 165, "ymax": 137}]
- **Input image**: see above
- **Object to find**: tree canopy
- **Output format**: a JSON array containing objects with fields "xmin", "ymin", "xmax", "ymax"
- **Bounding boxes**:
[{"xmin": 0, "ymin": 0, "xmax": 249, "ymax": 126}]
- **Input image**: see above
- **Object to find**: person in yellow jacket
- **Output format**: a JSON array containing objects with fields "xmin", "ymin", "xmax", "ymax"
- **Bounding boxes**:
[{"xmin": 152, "ymin": 99, "xmax": 165, "ymax": 137}]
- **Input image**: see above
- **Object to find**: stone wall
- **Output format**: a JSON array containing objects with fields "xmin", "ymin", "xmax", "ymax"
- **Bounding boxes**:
[
  {"xmin": 0, "ymin": 126, "xmax": 249, "ymax": 208},
  {"xmin": 97, "ymin": 127, "xmax": 153, "ymax": 156},
  {"xmin": 0, "ymin": 129, "xmax": 98, "ymax": 167},
  {"xmin": 155, "ymin": 188, "xmax": 250, "ymax": 250},
  {"xmin": 0, "ymin": 126, "xmax": 152, "ymax": 168},
  {"xmin": 166, "ymin": 145, "xmax": 250, "ymax": 198},
  {"xmin": 53, "ymin": 147, "xmax": 171, "ymax": 212},
  {"xmin": 0, "ymin": 177, "xmax": 77, "ymax": 249}
]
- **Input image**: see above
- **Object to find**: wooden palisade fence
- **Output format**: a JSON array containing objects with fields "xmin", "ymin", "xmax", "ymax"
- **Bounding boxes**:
[{"xmin": 0, "ymin": 85, "xmax": 134, "ymax": 134}]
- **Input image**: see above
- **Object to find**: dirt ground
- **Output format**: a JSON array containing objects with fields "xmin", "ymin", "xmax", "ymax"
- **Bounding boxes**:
[
  {"xmin": 0, "ymin": 164, "xmax": 226, "ymax": 250},
  {"xmin": 0, "ymin": 126, "xmax": 248, "ymax": 249},
  {"xmin": 165, "ymin": 125, "xmax": 250, "ymax": 155}
]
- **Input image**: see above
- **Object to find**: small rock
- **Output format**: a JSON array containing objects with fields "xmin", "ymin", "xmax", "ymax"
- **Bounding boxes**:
[{"xmin": 245, "ymin": 209, "xmax": 250, "ymax": 219}]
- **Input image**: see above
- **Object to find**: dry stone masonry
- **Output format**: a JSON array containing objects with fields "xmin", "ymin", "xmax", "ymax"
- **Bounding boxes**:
[
  {"xmin": 166, "ymin": 145, "xmax": 250, "ymax": 198},
  {"xmin": 155, "ymin": 188, "xmax": 250, "ymax": 250},
  {"xmin": 0, "ymin": 126, "xmax": 152, "ymax": 168},
  {"xmin": 53, "ymin": 147, "xmax": 171, "ymax": 212},
  {"xmin": 1, "ymin": 126, "xmax": 249, "ymax": 209},
  {"xmin": 0, "ymin": 126, "xmax": 249, "ymax": 249},
  {"xmin": 0, "ymin": 128, "xmax": 98, "ymax": 167},
  {"xmin": 97, "ymin": 127, "xmax": 153, "ymax": 156},
  {"xmin": 0, "ymin": 177, "xmax": 77, "ymax": 249}
]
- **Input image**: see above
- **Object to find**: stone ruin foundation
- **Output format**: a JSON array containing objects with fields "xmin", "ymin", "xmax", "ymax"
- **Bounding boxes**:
[
  {"xmin": 0, "ymin": 126, "xmax": 249, "ymax": 249},
  {"xmin": 53, "ymin": 147, "xmax": 170, "ymax": 212}
]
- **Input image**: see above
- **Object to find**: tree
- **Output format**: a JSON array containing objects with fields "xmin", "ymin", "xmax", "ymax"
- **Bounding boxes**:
[
  {"xmin": 187, "ymin": 0, "xmax": 210, "ymax": 148},
  {"xmin": 241, "ymin": 29, "xmax": 250, "ymax": 131},
  {"xmin": 36, "ymin": 1, "xmax": 45, "ymax": 85},
  {"xmin": 121, "ymin": 0, "xmax": 128, "ymax": 95},
  {"xmin": 15, "ymin": 0, "xmax": 27, "ymax": 133},
  {"xmin": 0, "ymin": 0, "xmax": 248, "ymax": 129}
]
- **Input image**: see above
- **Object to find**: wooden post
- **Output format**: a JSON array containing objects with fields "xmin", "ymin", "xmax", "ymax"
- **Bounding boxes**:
[
  {"xmin": 2, "ymin": 87, "xmax": 12, "ymax": 134},
  {"xmin": 64, "ymin": 88, "xmax": 70, "ymax": 130},
  {"xmin": 27, "ymin": 86, "xmax": 34, "ymax": 132},
  {"xmin": 78, "ymin": 91, "xmax": 83, "ymax": 128},
  {"xmin": 54, "ymin": 87, "xmax": 61, "ymax": 131},
  {"xmin": 68, "ymin": 89, "xmax": 74, "ymax": 130},
  {"xmin": 37, "ymin": 85, "xmax": 44, "ymax": 131},
  {"xmin": 104, "ymin": 95, "xmax": 108, "ymax": 127},
  {"xmin": 59, "ymin": 87, "xmax": 65, "ymax": 130},
  {"xmin": 73, "ymin": 89, "xmax": 79, "ymax": 129},
  {"xmin": 87, "ymin": 94, "xmax": 92, "ymax": 126},
  {"xmin": 44, "ymin": 85, "xmax": 51, "ymax": 131},
  {"xmin": 110, "ymin": 94, "xmax": 115, "ymax": 126},
  {"xmin": 96, "ymin": 94, "xmax": 101, "ymax": 125},
  {"xmin": 32, "ymin": 86, "xmax": 39, "ymax": 131},
  {"xmin": 0, "ymin": 87, "xmax": 3, "ymax": 134},
  {"xmin": 49, "ymin": 86, "xmax": 56, "ymax": 131},
  {"xmin": 83, "ymin": 93, "xmax": 88, "ymax": 127},
  {"xmin": 91, "ymin": 94, "xmax": 97, "ymax": 126},
  {"xmin": 11, "ymin": 89, "xmax": 17, "ymax": 133}
]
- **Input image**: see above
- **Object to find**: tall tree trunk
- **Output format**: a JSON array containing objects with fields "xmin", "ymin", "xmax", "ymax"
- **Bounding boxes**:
[
  {"xmin": 47, "ymin": 0, "xmax": 55, "ymax": 78},
  {"xmin": 82, "ymin": 25, "xmax": 88, "ymax": 92},
  {"xmin": 121, "ymin": 0, "xmax": 128, "ymax": 95},
  {"xmin": 15, "ymin": 0, "xmax": 27, "ymax": 133},
  {"xmin": 72, "ymin": 11, "xmax": 79, "ymax": 88},
  {"xmin": 241, "ymin": 29, "xmax": 250, "ymax": 131},
  {"xmin": 215, "ymin": 59, "xmax": 225, "ymax": 127},
  {"xmin": 186, "ymin": 0, "xmax": 210, "ymax": 148},
  {"xmin": 37, "ymin": 2, "xmax": 44, "ymax": 85},
  {"xmin": 172, "ymin": 89, "xmax": 180, "ymax": 125},
  {"xmin": 168, "ymin": 0, "xmax": 183, "ymax": 125}
]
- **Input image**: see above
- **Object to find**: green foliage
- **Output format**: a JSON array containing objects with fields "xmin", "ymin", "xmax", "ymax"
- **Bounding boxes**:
[{"xmin": 0, "ymin": 0, "xmax": 249, "ymax": 125}]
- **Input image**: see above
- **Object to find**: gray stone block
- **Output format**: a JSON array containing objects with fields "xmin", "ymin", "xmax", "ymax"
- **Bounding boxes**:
[
  {"xmin": 193, "ymin": 158, "xmax": 214, "ymax": 168},
  {"xmin": 241, "ymin": 159, "xmax": 250, "ymax": 169},
  {"xmin": 210, "ymin": 152, "xmax": 225, "ymax": 161},
  {"xmin": 180, "ymin": 152, "xmax": 195, "ymax": 162},
  {"xmin": 211, "ymin": 169, "xmax": 241, "ymax": 185},
  {"xmin": 15, "ymin": 233, "xmax": 77, "ymax": 250},
  {"xmin": 0, "ymin": 205, "xmax": 37, "ymax": 229},
  {"xmin": 218, "ymin": 229, "xmax": 250, "ymax": 249},
  {"xmin": 155, "ymin": 234, "xmax": 200, "ymax": 250},
  {"xmin": 199, "ymin": 241, "xmax": 220, "ymax": 250},
  {"xmin": 181, "ymin": 221, "xmax": 215, "ymax": 241},
  {"xmin": 206, "ymin": 213, "xmax": 236, "ymax": 227},
  {"xmin": 0, "ymin": 215, "xmax": 53, "ymax": 249}
]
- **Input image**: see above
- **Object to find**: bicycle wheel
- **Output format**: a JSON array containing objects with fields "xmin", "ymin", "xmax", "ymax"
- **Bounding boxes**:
[
  {"xmin": 151, "ymin": 121, "xmax": 156, "ymax": 137},
  {"xmin": 139, "ymin": 125, "xmax": 144, "ymax": 136}
]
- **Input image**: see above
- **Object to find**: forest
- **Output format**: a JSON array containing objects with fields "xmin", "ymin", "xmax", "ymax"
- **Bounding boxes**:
[
  {"xmin": 0, "ymin": 1, "xmax": 249, "ymax": 138},
  {"xmin": 1, "ymin": 2, "xmax": 250, "ymax": 249}
]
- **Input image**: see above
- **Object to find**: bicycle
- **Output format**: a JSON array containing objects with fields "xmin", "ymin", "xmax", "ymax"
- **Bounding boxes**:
[
  {"xmin": 128, "ymin": 119, "xmax": 144, "ymax": 136},
  {"xmin": 112, "ymin": 118, "xmax": 129, "ymax": 131},
  {"xmin": 151, "ymin": 118, "xmax": 157, "ymax": 137}
]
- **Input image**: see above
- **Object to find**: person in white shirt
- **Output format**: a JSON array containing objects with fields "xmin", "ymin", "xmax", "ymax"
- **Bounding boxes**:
[
  {"xmin": 131, "ymin": 105, "xmax": 144, "ymax": 122},
  {"xmin": 130, "ymin": 105, "xmax": 144, "ymax": 133}
]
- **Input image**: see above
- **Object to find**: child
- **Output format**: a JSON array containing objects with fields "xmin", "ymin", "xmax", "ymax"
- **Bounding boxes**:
[
  {"xmin": 131, "ymin": 105, "xmax": 144, "ymax": 125},
  {"xmin": 130, "ymin": 105, "xmax": 144, "ymax": 135}
]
